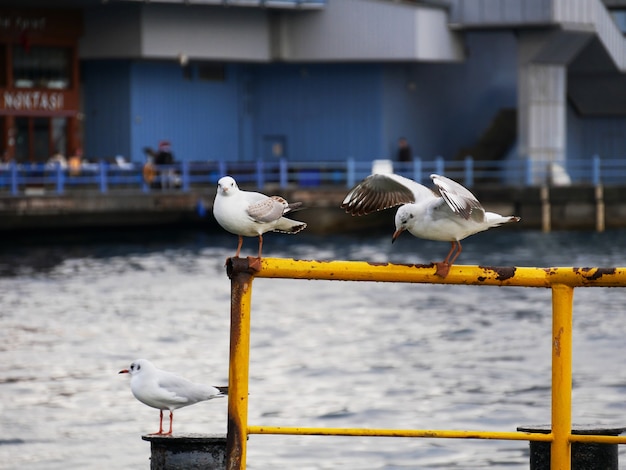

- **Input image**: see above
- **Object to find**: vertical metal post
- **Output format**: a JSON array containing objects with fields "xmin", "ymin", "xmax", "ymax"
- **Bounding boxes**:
[
  {"xmin": 435, "ymin": 156, "xmax": 444, "ymax": 176},
  {"xmin": 346, "ymin": 157, "xmax": 355, "ymax": 188},
  {"xmin": 541, "ymin": 186, "xmax": 551, "ymax": 233},
  {"xmin": 592, "ymin": 155, "xmax": 600, "ymax": 186},
  {"xmin": 226, "ymin": 258, "xmax": 255, "ymax": 470},
  {"xmin": 464, "ymin": 155, "xmax": 473, "ymax": 187},
  {"xmin": 595, "ymin": 185, "xmax": 605, "ymax": 233},
  {"xmin": 182, "ymin": 161, "xmax": 190, "ymax": 192},
  {"xmin": 551, "ymin": 284, "xmax": 574, "ymax": 470},
  {"xmin": 525, "ymin": 158, "xmax": 533, "ymax": 186},
  {"xmin": 99, "ymin": 161, "xmax": 108, "ymax": 193},
  {"xmin": 56, "ymin": 164, "xmax": 64, "ymax": 194},
  {"xmin": 412, "ymin": 157, "xmax": 422, "ymax": 184},
  {"xmin": 10, "ymin": 161, "xmax": 18, "ymax": 195},
  {"xmin": 279, "ymin": 158, "xmax": 288, "ymax": 189},
  {"xmin": 256, "ymin": 160, "xmax": 264, "ymax": 189}
]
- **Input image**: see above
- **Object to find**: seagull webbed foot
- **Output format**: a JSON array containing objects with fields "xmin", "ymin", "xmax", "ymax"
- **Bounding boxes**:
[
  {"xmin": 434, "ymin": 262, "xmax": 451, "ymax": 278},
  {"xmin": 247, "ymin": 256, "xmax": 262, "ymax": 272}
]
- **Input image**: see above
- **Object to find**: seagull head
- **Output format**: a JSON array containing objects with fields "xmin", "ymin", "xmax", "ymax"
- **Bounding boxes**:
[
  {"xmin": 392, "ymin": 205, "xmax": 414, "ymax": 243},
  {"xmin": 217, "ymin": 176, "xmax": 238, "ymax": 196},
  {"xmin": 119, "ymin": 358, "xmax": 154, "ymax": 377}
]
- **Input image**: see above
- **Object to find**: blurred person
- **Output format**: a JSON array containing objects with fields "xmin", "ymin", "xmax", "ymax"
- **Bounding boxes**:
[{"xmin": 397, "ymin": 137, "xmax": 412, "ymax": 163}]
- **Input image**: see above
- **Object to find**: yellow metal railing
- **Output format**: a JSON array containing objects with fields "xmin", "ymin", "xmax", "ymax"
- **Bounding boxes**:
[{"xmin": 225, "ymin": 258, "xmax": 626, "ymax": 470}]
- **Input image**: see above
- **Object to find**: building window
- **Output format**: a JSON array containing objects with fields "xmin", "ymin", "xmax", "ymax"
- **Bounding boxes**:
[
  {"xmin": 15, "ymin": 117, "xmax": 29, "ymax": 161},
  {"xmin": 52, "ymin": 117, "xmax": 67, "ymax": 155},
  {"xmin": 33, "ymin": 117, "xmax": 49, "ymax": 160},
  {"xmin": 14, "ymin": 116, "xmax": 68, "ymax": 163},
  {"xmin": 197, "ymin": 63, "xmax": 226, "ymax": 82},
  {"xmin": 13, "ymin": 45, "xmax": 71, "ymax": 89}
]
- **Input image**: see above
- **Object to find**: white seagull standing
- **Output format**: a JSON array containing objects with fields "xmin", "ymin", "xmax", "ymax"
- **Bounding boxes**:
[
  {"xmin": 341, "ymin": 173, "xmax": 520, "ymax": 277},
  {"xmin": 119, "ymin": 359, "xmax": 227, "ymax": 435},
  {"xmin": 213, "ymin": 175, "xmax": 307, "ymax": 269}
]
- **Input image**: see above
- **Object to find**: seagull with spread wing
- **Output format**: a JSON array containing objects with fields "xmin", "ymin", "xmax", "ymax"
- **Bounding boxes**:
[{"xmin": 341, "ymin": 173, "xmax": 520, "ymax": 277}]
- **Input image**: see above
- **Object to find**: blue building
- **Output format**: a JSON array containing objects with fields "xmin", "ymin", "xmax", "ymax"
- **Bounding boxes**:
[{"xmin": 4, "ymin": 0, "xmax": 626, "ymax": 184}]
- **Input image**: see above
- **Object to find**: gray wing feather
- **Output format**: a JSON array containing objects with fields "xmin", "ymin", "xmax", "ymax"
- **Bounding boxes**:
[
  {"xmin": 430, "ymin": 174, "xmax": 484, "ymax": 220},
  {"xmin": 157, "ymin": 373, "xmax": 221, "ymax": 404},
  {"xmin": 247, "ymin": 196, "xmax": 287, "ymax": 223},
  {"xmin": 342, "ymin": 174, "xmax": 422, "ymax": 216}
]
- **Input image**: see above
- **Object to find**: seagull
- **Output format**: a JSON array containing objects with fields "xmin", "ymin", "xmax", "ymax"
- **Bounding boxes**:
[
  {"xmin": 341, "ymin": 173, "xmax": 520, "ymax": 277},
  {"xmin": 213, "ymin": 175, "xmax": 307, "ymax": 269},
  {"xmin": 119, "ymin": 359, "xmax": 227, "ymax": 435}
]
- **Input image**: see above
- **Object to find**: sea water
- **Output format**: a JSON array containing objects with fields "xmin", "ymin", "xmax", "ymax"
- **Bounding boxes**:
[{"xmin": 1, "ymin": 228, "xmax": 626, "ymax": 469}]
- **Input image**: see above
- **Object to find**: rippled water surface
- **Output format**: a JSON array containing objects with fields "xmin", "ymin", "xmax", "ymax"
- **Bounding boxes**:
[{"xmin": 2, "ymin": 228, "xmax": 626, "ymax": 469}]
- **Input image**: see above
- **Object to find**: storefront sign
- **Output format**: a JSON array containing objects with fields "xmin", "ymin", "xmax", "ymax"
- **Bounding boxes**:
[
  {"xmin": 0, "ymin": 9, "xmax": 82, "ymax": 40},
  {"xmin": 0, "ymin": 15, "xmax": 46, "ymax": 32},
  {"xmin": 3, "ymin": 91, "xmax": 64, "ymax": 111}
]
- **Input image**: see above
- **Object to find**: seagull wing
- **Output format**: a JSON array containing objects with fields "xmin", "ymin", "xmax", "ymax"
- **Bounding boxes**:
[
  {"xmin": 247, "ymin": 195, "xmax": 289, "ymax": 223},
  {"xmin": 430, "ymin": 174, "xmax": 484, "ymax": 221},
  {"xmin": 341, "ymin": 173, "xmax": 434, "ymax": 216},
  {"xmin": 157, "ymin": 372, "xmax": 222, "ymax": 405}
]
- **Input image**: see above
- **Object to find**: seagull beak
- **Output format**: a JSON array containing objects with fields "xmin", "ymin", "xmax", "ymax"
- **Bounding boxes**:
[
  {"xmin": 391, "ymin": 228, "xmax": 404, "ymax": 244},
  {"xmin": 118, "ymin": 369, "xmax": 129, "ymax": 374}
]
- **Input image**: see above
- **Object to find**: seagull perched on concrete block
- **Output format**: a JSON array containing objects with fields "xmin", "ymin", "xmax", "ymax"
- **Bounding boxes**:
[{"xmin": 119, "ymin": 359, "xmax": 227, "ymax": 435}]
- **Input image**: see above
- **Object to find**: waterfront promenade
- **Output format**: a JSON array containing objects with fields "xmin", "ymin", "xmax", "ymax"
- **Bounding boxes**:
[
  {"xmin": 2, "ymin": 156, "xmax": 625, "ymax": 233},
  {"xmin": 0, "ymin": 183, "xmax": 623, "ymax": 233}
]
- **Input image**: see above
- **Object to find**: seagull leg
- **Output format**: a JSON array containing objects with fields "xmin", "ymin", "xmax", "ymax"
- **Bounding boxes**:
[
  {"xmin": 442, "ymin": 241, "xmax": 458, "ymax": 265},
  {"xmin": 235, "ymin": 235, "xmax": 244, "ymax": 258},
  {"xmin": 247, "ymin": 234, "xmax": 263, "ymax": 272},
  {"xmin": 448, "ymin": 240, "xmax": 463, "ymax": 266},
  {"xmin": 227, "ymin": 236, "xmax": 244, "ymax": 266},
  {"xmin": 148, "ymin": 410, "xmax": 165, "ymax": 435},
  {"xmin": 435, "ymin": 241, "xmax": 459, "ymax": 278},
  {"xmin": 164, "ymin": 411, "xmax": 173, "ymax": 436}
]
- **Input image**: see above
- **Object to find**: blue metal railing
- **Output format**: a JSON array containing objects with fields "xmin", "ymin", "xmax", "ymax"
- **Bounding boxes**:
[{"xmin": 1, "ymin": 156, "xmax": 625, "ymax": 196}]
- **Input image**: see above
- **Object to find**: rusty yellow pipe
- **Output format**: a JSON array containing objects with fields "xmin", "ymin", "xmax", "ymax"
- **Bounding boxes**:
[
  {"xmin": 551, "ymin": 284, "xmax": 574, "ymax": 470},
  {"xmin": 247, "ymin": 425, "xmax": 553, "ymax": 441},
  {"xmin": 223, "ymin": 257, "xmax": 626, "ymax": 470},
  {"xmin": 226, "ymin": 260, "xmax": 255, "ymax": 470},
  {"xmin": 254, "ymin": 258, "xmax": 626, "ymax": 288}
]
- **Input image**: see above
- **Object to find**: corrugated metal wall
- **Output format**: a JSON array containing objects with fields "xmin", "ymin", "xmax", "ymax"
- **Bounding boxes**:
[
  {"xmin": 253, "ymin": 63, "xmax": 386, "ymax": 161},
  {"xmin": 81, "ymin": 48, "xmax": 625, "ymax": 166},
  {"xmin": 129, "ymin": 61, "xmax": 240, "ymax": 163},
  {"xmin": 82, "ymin": 60, "xmax": 133, "ymax": 161}
]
